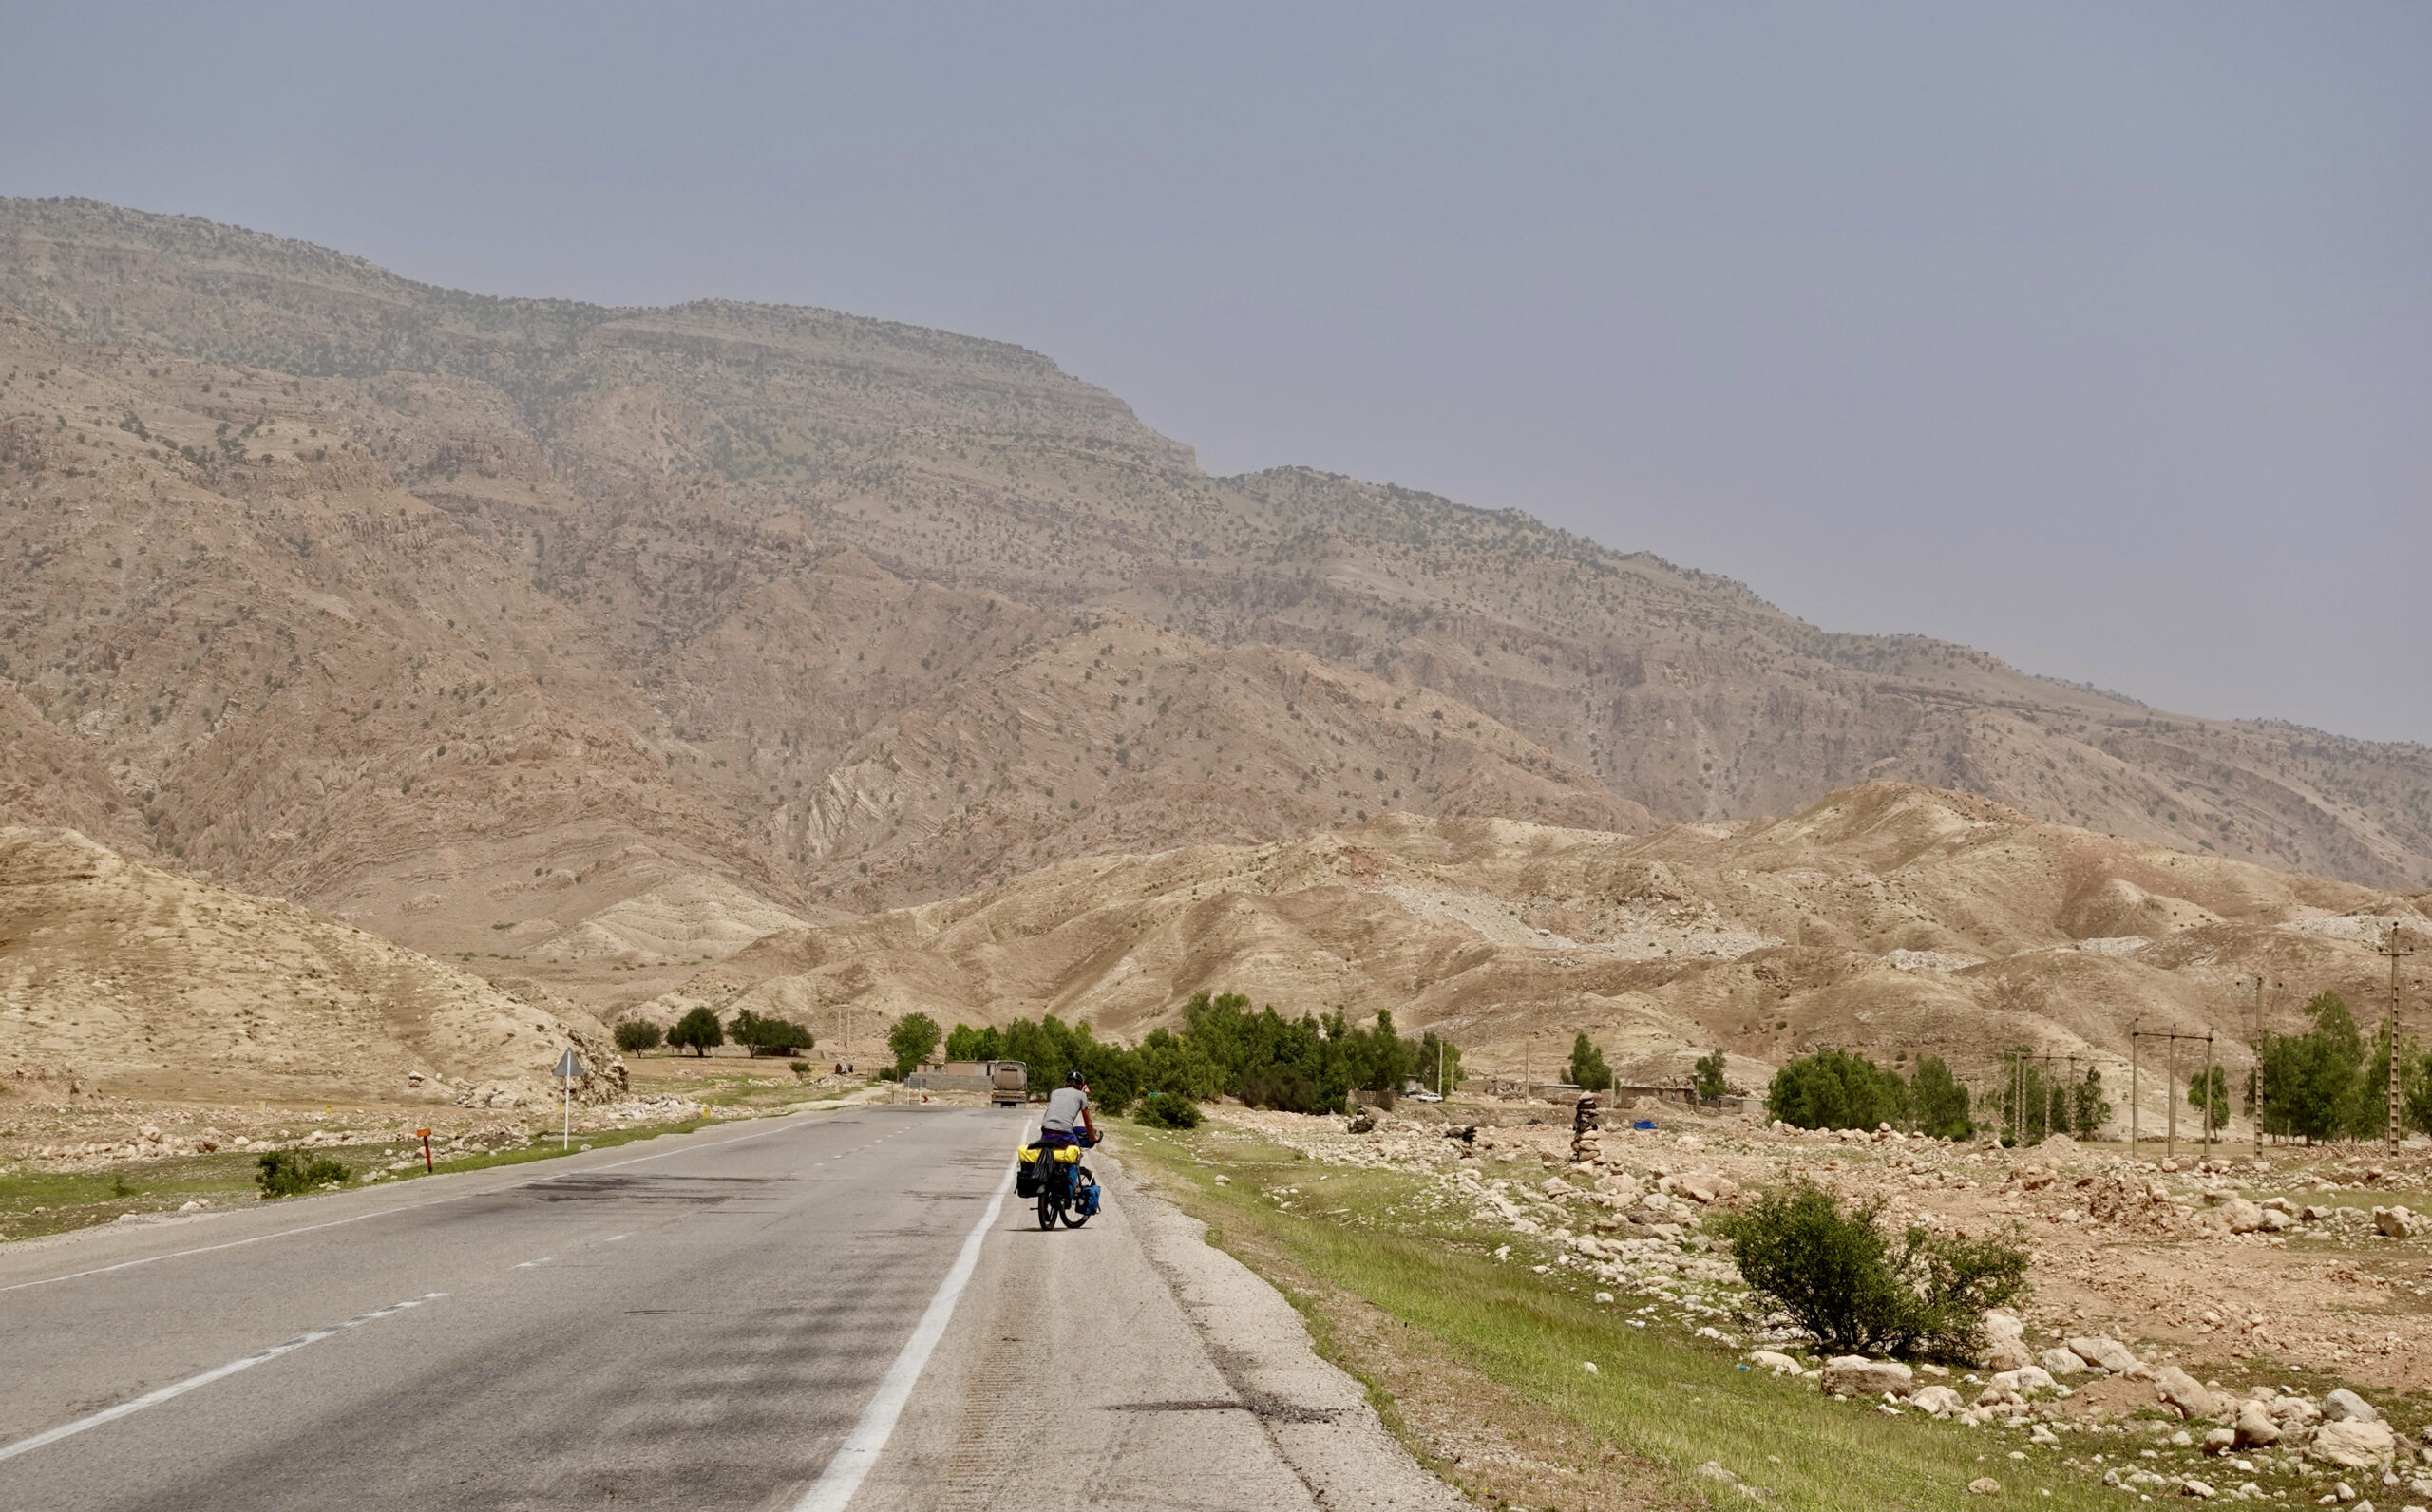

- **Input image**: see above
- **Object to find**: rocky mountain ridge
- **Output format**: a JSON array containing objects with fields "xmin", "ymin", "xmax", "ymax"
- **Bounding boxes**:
[{"xmin": 0, "ymin": 198, "xmax": 2426, "ymax": 1031}]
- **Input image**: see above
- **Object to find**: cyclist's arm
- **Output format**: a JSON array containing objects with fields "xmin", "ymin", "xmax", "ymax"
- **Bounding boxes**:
[{"xmin": 1082, "ymin": 1104, "xmax": 1097, "ymax": 1141}]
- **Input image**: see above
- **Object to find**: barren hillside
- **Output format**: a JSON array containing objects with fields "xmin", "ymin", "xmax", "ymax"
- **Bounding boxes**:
[
  {"xmin": 644, "ymin": 784, "xmax": 2430, "ymax": 1130},
  {"xmin": 5, "ymin": 197, "xmax": 2426, "ymax": 904},
  {"xmin": 0, "ymin": 826, "xmax": 617, "ymax": 1108}
]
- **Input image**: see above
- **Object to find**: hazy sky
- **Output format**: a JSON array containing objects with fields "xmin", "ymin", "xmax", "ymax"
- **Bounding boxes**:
[{"xmin": 6, "ymin": 5, "xmax": 2427, "ymax": 740}]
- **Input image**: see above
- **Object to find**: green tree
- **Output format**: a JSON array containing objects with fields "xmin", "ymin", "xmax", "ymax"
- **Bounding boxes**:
[
  {"xmin": 2188, "ymin": 1063, "xmax": 2231, "ymax": 1134},
  {"xmin": 2404, "ymin": 1046, "xmax": 2432, "ymax": 1137},
  {"xmin": 1416, "ymin": 1030, "xmax": 1463, "ymax": 1096},
  {"xmin": 2071, "ymin": 1066, "xmax": 2110, "ymax": 1139},
  {"xmin": 613, "ymin": 1018, "xmax": 663, "ymax": 1053},
  {"xmin": 888, "ymin": 1012, "xmax": 942, "ymax": 1077},
  {"xmin": 1984, "ymin": 1052, "xmax": 2078, "ymax": 1145},
  {"xmin": 667, "ymin": 1007, "xmax": 725, "ymax": 1057},
  {"xmin": 1908, "ymin": 1056, "xmax": 1973, "ymax": 1140},
  {"xmin": 731, "ymin": 1010, "xmax": 812, "ymax": 1057},
  {"xmin": 2256, "ymin": 992, "xmax": 2367, "ymax": 1143},
  {"xmin": 1568, "ymin": 1033, "xmax": 1614, "ymax": 1092},
  {"xmin": 943, "ymin": 1023, "xmax": 1005, "ymax": 1062},
  {"xmin": 1692, "ymin": 1049, "xmax": 1728, "ymax": 1102},
  {"xmin": 1767, "ymin": 1049, "xmax": 1910, "ymax": 1131}
]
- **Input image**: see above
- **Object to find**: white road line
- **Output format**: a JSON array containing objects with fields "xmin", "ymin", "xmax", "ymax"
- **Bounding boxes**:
[
  {"xmin": 0, "ymin": 1109, "xmax": 833, "ymax": 1295},
  {"xmin": 0, "ymin": 1293, "xmax": 446, "ymax": 1465},
  {"xmin": 791, "ymin": 1146, "xmax": 1020, "ymax": 1512},
  {"xmin": 513, "ymin": 1257, "xmax": 553, "ymax": 1269}
]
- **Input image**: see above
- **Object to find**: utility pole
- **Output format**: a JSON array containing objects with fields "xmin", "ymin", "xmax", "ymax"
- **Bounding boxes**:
[
  {"xmin": 2130, "ymin": 1016, "xmax": 2140, "ymax": 1154},
  {"xmin": 2203, "ymin": 1033, "xmax": 2215, "ymax": 1147},
  {"xmin": 2166, "ymin": 1031, "xmax": 2178, "ymax": 1165},
  {"xmin": 2247, "ymin": 975, "xmax": 2278, "ymax": 1157},
  {"xmin": 2380, "ymin": 924, "xmax": 2415, "ymax": 1154}
]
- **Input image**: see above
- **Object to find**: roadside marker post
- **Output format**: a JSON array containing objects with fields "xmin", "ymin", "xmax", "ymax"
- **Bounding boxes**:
[
  {"xmin": 417, "ymin": 1128, "xmax": 433, "ymax": 1173},
  {"xmin": 554, "ymin": 1049, "xmax": 583, "ymax": 1149}
]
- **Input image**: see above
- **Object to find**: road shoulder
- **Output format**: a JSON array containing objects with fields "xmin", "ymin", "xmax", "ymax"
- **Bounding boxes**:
[{"xmin": 1116, "ymin": 1151, "xmax": 1472, "ymax": 1511}]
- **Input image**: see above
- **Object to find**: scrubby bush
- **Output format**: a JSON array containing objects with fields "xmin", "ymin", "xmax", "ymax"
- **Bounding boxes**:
[
  {"xmin": 256, "ymin": 1149, "xmax": 351, "ymax": 1198},
  {"xmin": 732, "ymin": 1009, "xmax": 812, "ymax": 1057},
  {"xmin": 1133, "ymin": 1091, "xmax": 1202, "ymax": 1129},
  {"xmin": 614, "ymin": 1018, "xmax": 663, "ymax": 1053},
  {"xmin": 1239, "ymin": 1068, "xmax": 1331, "ymax": 1114},
  {"xmin": 1713, "ymin": 1181, "xmax": 2028, "ymax": 1361},
  {"xmin": 667, "ymin": 1007, "xmax": 725, "ymax": 1056}
]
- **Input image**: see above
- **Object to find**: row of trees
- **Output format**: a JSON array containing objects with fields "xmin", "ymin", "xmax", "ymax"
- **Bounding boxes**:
[
  {"xmin": 1765, "ymin": 1049, "xmax": 1988, "ymax": 1141},
  {"xmin": 2252, "ymin": 991, "xmax": 2432, "ymax": 1143},
  {"xmin": 917, "ymin": 992, "xmax": 1463, "ymax": 1117},
  {"xmin": 613, "ymin": 1008, "xmax": 813, "ymax": 1057}
]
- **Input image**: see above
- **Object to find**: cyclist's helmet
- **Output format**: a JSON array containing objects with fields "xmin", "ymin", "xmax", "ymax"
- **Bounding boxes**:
[{"xmin": 1066, "ymin": 1069, "xmax": 1088, "ymax": 1087}]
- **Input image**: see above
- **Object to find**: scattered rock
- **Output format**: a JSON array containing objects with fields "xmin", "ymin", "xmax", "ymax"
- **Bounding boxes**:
[
  {"xmin": 1749, "ymin": 1351, "xmax": 1803, "ymax": 1376},
  {"xmin": 2070, "ymin": 1336, "xmax": 2150, "ymax": 1377},
  {"xmin": 1967, "ymin": 1478, "xmax": 2002, "ymax": 1496},
  {"xmin": 2201, "ymin": 1428, "xmax": 2236, "ymax": 1455},
  {"xmin": 2375, "ymin": 1207, "xmax": 2418, "ymax": 1239},
  {"xmin": 2039, "ymin": 1347, "xmax": 2085, "ymax": 1378},
  {"xmin": 2180, "ymin": 1478, "xmax": 2215, "ymax": 1499},
  {"xmin": 2233, "ymin": 1401, "xmax": 2283, "ymax": 1448},
  {"xmin": 1983, "ymin": 1309, "xmax": 2034, "ymax": 1370},
  {"xmin": 2324, "ymin": 1389, "xmax": 2383, "ymax": 1425},
  {"xmin": 2310, "ymin": 1420, "xmax": 2398, "ymax": 1470},
  {"xmin": 2154, "ymin": 1364, "xmax": 2217, "ymax": 1422},
  {"xmin": 1822, "ymin": 1356, "xmax": 1914, "ymax": 1398},
  {"xmin": 1910, "ymin": 1385, "xmax": 1966, "ymax": 1418}
]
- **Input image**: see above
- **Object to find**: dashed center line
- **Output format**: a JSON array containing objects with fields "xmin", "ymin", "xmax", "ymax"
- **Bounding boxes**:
[{"xmin": 0, "ymin": 1293, "xmax": 446, "ymax": 1465}]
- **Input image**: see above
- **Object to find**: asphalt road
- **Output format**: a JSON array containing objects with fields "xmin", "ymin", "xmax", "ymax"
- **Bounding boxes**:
[{"xmin": 0, "ymin": 1105, "xmax": 1461, "ymax": 1512}]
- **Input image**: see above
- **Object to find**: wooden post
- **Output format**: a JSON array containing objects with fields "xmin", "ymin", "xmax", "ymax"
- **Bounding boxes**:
[
  {"xmin": 2131, "ymin": 1018, "xmax": 2140, "ymax": 1154},
  {"xmin": 2166, "ymin": 1032, "xmax": 2178, "ymax": 1164}
]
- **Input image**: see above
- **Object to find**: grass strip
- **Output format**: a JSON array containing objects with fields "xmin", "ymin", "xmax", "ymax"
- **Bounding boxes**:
[{"xmin": 1123, "ymin": 1122, "xmax": 2073, "ymax": 1511}]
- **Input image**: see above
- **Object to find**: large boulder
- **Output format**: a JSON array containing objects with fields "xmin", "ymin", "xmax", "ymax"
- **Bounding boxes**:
[
  {"xmin": 2154, "ymin": 1365, "xmax": 2217, "ymax": 1422},
  {"xmin": 1910, "ymin": 1384, "xmax": 1966, "ymax": 1418},
  {"xmin": 2218, "ymin": 1198, "xmax": 2267, "ymax": 1234},
  {"xmin": 1748, "ymin": 1351, "xmax": 1804, "ymax": 1376},
  {"xmin": 1981, "ymin": 1310, "xmax": 2033, "ymax": 1370},
  {"xmin": 2322, "ymin": 1389, "xmax": 2382, "ymax": 1424},
  {"xmin": 2373, "ymin": 1205, "xmax": 2419, "ymax": 1238},
  {"xmin": 2069, "ymin": 1336, "xmax": 2151, "ymax": 1378},
  {"xmin": 2039, "ymin": 1347, "xmax": 2086, "ymax": 1378},
  {"xmin": 2233, "ymin": 1401, "xmax": 2283, "ymax": 1448},
  {"xmin": 1821, "ymin": 1356, "xmax": 1914, "ymax": 1398},
  {"xmin": 2308, "ymin": 1419, "xmax": 2397, "ymax": 1470}
]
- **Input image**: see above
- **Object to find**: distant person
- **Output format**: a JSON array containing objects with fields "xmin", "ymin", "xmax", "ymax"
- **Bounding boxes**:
[{"xmin": 1039, "ymin": 1069, "xmax": 1096, "ymax": 1155}]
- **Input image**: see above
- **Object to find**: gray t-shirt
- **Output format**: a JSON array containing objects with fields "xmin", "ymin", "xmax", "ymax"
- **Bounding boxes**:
[{"xmin": 1041, "ymin": 1087, "xmax": 1090, "ymax": 1134}]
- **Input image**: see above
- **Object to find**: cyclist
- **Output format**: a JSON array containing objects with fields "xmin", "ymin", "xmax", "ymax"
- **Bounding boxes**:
[{"xmin": 1038, "ymin": 1068, "xmax": 1096, "ymax": 1155}]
